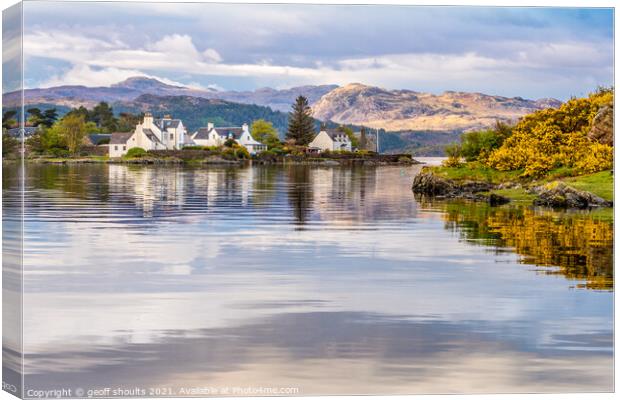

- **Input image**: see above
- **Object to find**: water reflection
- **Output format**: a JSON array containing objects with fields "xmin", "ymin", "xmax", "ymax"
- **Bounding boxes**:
[
  {"xmin": 287, "ymin": 166, "xmax": 314, "ymax": 228},
  {"xmin": 24, "ymin": 311, "xmax": 613, "ymax": 394},
  {"xmin": 418, "ymin": 199, "xmax": 613, "ymax": 290},
  {"xmin": 5, "ymin": 163, "xmax": 613, "ymax": 395}
]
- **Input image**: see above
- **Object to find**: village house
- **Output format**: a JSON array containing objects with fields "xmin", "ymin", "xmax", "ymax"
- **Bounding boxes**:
[
  {"xmin": 191, "ymin": 122, "xmax": 267, "ymax": 154},
  {"xmin": 308, "ymin": 128, "xmax": 353, "ymax": 152},
  {"xmin": 8, "ymin": 126, "xmax": 41, "ymax": 142},
  {"xmin": 108, "ymin": 112, "xmax": 188, "ymax": 157}
]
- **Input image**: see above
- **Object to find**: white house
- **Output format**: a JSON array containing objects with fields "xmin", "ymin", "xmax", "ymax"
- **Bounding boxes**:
[
  {"xmin": 309, "ymin": 128, "xmax": 352, "ymax": 152},
  {"xmin": 108, "ymin": 132, "xmax": 134, "ymax": 158},
  {"xmin": 108, "ymin": 112, "xmax": 188, "ymax": 157},
  {"xmin": 191, "ymin": 123, "xmax": 267, "ymax": 154}
]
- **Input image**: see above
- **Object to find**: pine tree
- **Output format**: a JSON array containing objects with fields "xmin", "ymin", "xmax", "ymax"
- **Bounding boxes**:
[{"xmin": 286, "ymin": 96, "xmax": 316, "ymax": 145}]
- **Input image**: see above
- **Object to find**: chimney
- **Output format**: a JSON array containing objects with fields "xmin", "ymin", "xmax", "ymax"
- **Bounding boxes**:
[
  {"xmin": 143, "ymin": 112, "xmax": 153, "ymax": 128},
  {"xmin": 163, "ymin": 114, "xmax": 171, "ymax": 120},
  {"xmin": 242, "ymin": 123, "xmax": 249, "ymax": 133},
  {"xmin": 207, "ymin": 122, "xmax": 214, "ymax": 131}
]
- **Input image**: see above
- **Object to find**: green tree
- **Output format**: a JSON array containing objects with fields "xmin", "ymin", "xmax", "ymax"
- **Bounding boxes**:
[
  {"xmin": 251, "ymin": 119, "xmax": 281, "ymax": 148},
  {"xmin": 286, "ymin": 96, "xmax": 315, "ymax": 145},
  {"xmin": 117, "ymin": 112, "xmax": 141, "ymax": 132},
  {"xmin": 460, "ymin": 121, "xmax": 512, "ymax": 162},
  {"xmin": 2, "ymin": 110, "xmax": 17, "ymax": 129},
  {"xmin": 42, "ymin": 109, "xmax": 58, "ymax": 128},
  {"xmin": 57, "ymin": 114, "xmax": 87, "ymax": 154},
  {"xmin": 37, "ymin": 125, "xmax": 67, "ymax": 152},
  {"xmin": 91, "ymin": 102, "xmax": 118, "ymax": 132},
  {"xmin": 27, "ymin": 108, "xmax": 45, "ymax": 127}
]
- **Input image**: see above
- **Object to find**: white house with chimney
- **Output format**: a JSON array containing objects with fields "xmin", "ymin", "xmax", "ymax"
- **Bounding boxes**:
[
  {"xmin": 108, "ymin": 112, "xmax": 188, "ymax": 157},
  {"xmin": 309, "ymin": 128, "xmax": 352, "ymax": 152},
  {"xmin": 191, "ymin": 123, "xmax": 267, "ymax": 154}
]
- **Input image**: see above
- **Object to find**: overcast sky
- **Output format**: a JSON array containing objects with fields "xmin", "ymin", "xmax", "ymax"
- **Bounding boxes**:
[{"xmin": 21, "ymin": 2, "xmax": 613, "ymax": 100}]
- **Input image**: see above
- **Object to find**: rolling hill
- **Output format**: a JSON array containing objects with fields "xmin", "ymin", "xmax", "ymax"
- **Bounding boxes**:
[{"xmin": 311, "ymin": 83, "xmax": 562, "ymax": 131}]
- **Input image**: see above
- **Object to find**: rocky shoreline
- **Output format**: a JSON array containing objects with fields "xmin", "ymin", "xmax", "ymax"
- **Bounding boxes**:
[
  {"xmin": 412, "ymin": 171, "xmax": 612, "ymax": 209},
  {"xmin": 18, "ymin": 154, "xmax": 419, "ymax": 167},
  {"xmin": 411, "ymin": 172, "xmax": 510, "ymax": 205}
]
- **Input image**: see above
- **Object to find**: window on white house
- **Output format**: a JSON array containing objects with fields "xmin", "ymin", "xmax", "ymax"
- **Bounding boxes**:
[
  {"xmin": 114, "ymin": 145, "xmax": 118, "ymax": 150},
  {"xmin": 123, "ymin": 146, "xmax": 126, "ymax": 150},
  {"xmin": 170, "ymin": 134, "xmax": 174, "ymax": 141}
]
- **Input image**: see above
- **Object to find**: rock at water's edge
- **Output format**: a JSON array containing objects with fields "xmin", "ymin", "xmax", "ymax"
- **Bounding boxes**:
[
  {"xmin": 411, "ymin": 172, "xmax": 455, "ymax": 196},
  {"xmin": 531, "ymin": 182, "xmax": 612, "ymax": 209},
  {"xmin": 412, "ymin": 172, "xmax": 507, "ymax": 205}
]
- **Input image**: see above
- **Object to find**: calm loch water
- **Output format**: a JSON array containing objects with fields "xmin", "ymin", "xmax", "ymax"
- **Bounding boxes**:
[{"xmin": 4, "ymin": 163, "xmax": 613, "ymax": 395}]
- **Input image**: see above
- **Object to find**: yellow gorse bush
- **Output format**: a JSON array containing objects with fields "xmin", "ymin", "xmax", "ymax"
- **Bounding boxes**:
[{"xmin": 486, "ymin": 89, "xmax": 613, "ymax": 177}]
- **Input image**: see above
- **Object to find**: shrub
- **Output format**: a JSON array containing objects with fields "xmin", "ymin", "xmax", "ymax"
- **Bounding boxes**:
[
  {"xmin": 221, "ymin": 147, "xmax": 236, "ymax": 160},
  {"xmin": 254, "ymin": 149, "xmax": 279, "ymax": 161},
  {"xmin": 574, "ymin": 143, "xmax": 614, "ymax": 174},
  {"xmin": 2, "ymin": 132, "xmax": 19, "ymax": 157},
  {"xmin": 49, "ymin": 147, "xmax": 71, "ymax": 158},
  {"xmin": 235, "ymin": 146, "xmax": 250, "ymax": 159},
  {"xmin": 125, "ymin": 147, "xmax": 147, "ymax": 158},
  {"xmin": 442, "ymin": 143, "xmax": 463, "ymax": 167},
  {"xmin": 182, "ymin": 145, "xmax": 206, "ymax": 151},
  {"xmin": 460, "ymin": 121, "xmax": 512, "ymax": 162},
  {"xmin": 442, "ymin": 156, "xmax": 463, "ymax": 167},
  {"xmin": 486, "ymin": 89, "xmax": 614, "ymax": 177}
]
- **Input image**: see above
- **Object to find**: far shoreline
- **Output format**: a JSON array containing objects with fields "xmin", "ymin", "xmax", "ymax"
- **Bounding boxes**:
[{"xmin": 7, "ymin": 153, "xmax": 422, "ymax": 167}]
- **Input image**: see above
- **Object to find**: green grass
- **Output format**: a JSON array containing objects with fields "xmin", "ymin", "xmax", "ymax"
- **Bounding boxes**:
[
  {"xmin": 430, "ymin": 162, "xmax": 523, "ymax": 184},
  {"xmin": 562, "ymin": 170, "xmax": 614, "ymax": 201},
  {"xmin": 429, "ymin": 162, "xmax": 613, "ymax": 205},
  {"xmin": 490, "ymin": 188, "xmax": 537, "ymax": 202}
]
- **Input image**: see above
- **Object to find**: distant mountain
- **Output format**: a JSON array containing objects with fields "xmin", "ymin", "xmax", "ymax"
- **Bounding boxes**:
[
  {"xmin": 6, "ymin": 76, "xmax": 336, "ymax": 112},
  {"xmin": 218, "ymin": 85, "xmax": 338, "ymax": 112},
  {"xmin": 311, "ymin": 83, "xmax": 562, "ymax": 131},
  {"xmin": 110, "ymin": 76, "xmax": 186, "ymax": 91},
  {"xmin": 3, "ymin": 77, "xmax": 217, "ymax": 109}
]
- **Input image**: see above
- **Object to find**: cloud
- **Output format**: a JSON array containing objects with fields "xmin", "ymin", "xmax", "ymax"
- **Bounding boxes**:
[
  {"xmin": 146, "ymin": 33, "xmax": 221, "ymax": 63},
  {"xmin": 24, "ymin": 30, "xmax": 324, "ymax": 81},
  {"xmin": 22, "ymin": 12, "xmax": 612, "ymax": 100},
  {"xmin": 38, "ymin": 64, "xmax": 195, "ymax": 89}
]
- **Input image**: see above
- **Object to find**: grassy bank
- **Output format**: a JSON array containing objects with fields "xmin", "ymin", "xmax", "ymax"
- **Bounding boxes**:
[
  {"xmin": 563, "ymin": 171, "xmax": 613, "ymax": 201},
  {"xmin": 426, "ymin": 163, "xmax": 613, "ymax": 204},
  {"xmin": 431, "ymin": 162, "xmax": 523, "ymax": 184}
]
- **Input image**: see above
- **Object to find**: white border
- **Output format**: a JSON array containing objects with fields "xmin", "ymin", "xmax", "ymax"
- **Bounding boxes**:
[{"xmin": 0, "ymin": 1, "xmax": 616, "ymax": 400}]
